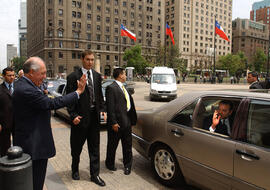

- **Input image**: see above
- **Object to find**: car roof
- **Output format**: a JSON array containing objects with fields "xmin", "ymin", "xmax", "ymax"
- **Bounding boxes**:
[{"xmin": 152, "ymin": 90, "xmax": 270, "ymax": 120}]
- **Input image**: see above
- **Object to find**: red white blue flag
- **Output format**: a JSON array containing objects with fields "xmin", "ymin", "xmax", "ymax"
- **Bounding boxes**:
[
  {"xmin": 215, "ymin": 21, "xmax": 229, "ymax": 42},
  {"xmin": 166, "ymin": 24, "xmax": 175, "ymax": 45},
  {"xmin": 121, "ymin": 24, "xmax": 136, "ymax": 41}
]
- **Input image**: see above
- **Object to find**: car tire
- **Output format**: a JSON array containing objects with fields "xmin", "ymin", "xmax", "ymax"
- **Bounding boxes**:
[{"xmin": 151, "ymin": 145, "xmax": 184, "ymax": 187}]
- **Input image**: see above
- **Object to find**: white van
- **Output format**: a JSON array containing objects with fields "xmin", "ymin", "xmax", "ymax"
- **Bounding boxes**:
[{"xmin": 149, "ymin": 67, "xmax": 177, "ymax": 101}]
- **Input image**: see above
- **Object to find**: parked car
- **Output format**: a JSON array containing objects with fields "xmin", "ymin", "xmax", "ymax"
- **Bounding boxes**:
[
  {"xmin": 132, "ymin": 90, "xmax": 270, "ymax": 189},
  {"xmin": 51, "ymin": 79, "xmax": 135, "ymax": 125},
  {"xmin": 46, "ymin": 79, "xmax": 66, "ymax": 94}
]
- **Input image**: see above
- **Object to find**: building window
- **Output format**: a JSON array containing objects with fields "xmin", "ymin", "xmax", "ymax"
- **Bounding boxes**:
[
  {"xmin": 48, "ymin": 9, "xmax": 52, "ymax": 15},
  {"xmin": 87, "ymin": 44, "xmax": 91, "ymax": 49},
  {"xmin": 58, "ymin": 20, "xmax": 63, "ymax": 26},
  {"xmin": 59, "ymin": 52, "xmax": 63, "ymax": 58},
  {"xmin": 106, "ymin": 55, "xmax": 110, "ymax": 61},
  {"xmin": 48, "ymin": 52, "xmax": 53, "ymax": 58},
  {"xmin": 58, "ymin": 30, "xmax": 63, "ymax": 37},
  {"xmin": 48, "ymin": 20, "xmax": 53, "ymax": 27},
  {"xmin": 106, "ymin": 45, "xmax": 110, "ymax": 51},
  {"xmin": 75, "ymin": 42, "xmax": 79, "ymax": 48},
  {"xmin": 77, "ymin": 12, "xmax": 81, "ymax": 18},
  {"xmin": 72, "ymin": 22, "xmax": 76, "ymax": 29},
  {"xmin": 72, "ymin": 11, "xmax": 76, "ymax": 18},
  {"xmin": 87, "ymin": 14, "xmax": 91, "ymax": 20},
  {"xmin": 48, "ymin": 41, "xmax": 53, "ymax": 48},
  {"xmin": 97, "ymin": 15, "xmax": 101, "ymax": 21},
  {"xmin": 59, "ymin": 41, "xmax": 63, "ymax": 48},
  {"xmin": 72, "ymin": 52, "xmax": 76, "ymax": 59},
  {"xmin": 59, "ymin": 0, "xmax": 63, "ymax": 5},
  {"xmin": 73, "ymin": 32, "xmax": 79, "ymax": 39},
  {"xmin": 72, "ymin": 1, "xmax": 76, "ymax": 7},
  {"xmin": 77, "ymin": 22, "xmax": 81, "ymax": 29},
  {"xmin": 97, "ymin": 45, "xmax": 101, "ymax": 50},
  {"xmin": 106, "ymin": 35, "xmax": 110, "ymax": 42},
  {"xmin": 97, "ymin": 25, "xmax": 101, "ymax": 31},
  {"xmin": 58, "ymin": 9, "xmax": 63, "ymax": 16},
  {"xmin": 97, "ymin": 34, "xmax": 101, "ymax": 41},
  {"xmin": 87, "ymin": 24, "xmax": 91, "ymax": 30},
  {"xmin": 87, "ymin": 33, "xmax": 91, "ymax": 40}
]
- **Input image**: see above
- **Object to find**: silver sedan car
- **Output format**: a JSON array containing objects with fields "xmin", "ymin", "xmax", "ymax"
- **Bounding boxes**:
[{"xmin": 132, "ymin": 90, "xmax": 270, "ymax": 189}]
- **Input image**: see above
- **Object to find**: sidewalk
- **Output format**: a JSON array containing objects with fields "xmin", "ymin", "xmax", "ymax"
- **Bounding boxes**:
[{"xmin": 43, "ymin": 115, "xmax": 176, "ymax": 190}]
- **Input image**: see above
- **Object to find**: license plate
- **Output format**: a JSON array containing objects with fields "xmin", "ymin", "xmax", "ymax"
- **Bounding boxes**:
[{"xmin": 161, "ymin": 96, "xmax": 167, "ymax": 98}]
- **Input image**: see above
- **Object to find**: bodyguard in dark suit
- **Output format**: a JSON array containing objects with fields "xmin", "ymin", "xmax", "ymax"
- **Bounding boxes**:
[
  {"xmin": 247, "ymin": 71, "xmax": 263, "ymax": 89},
  {"xmin": 66, "ymin": 50, "xmax": 106, "ymax": 186},
  {"xmin": 0, "ymin": 67, "xmax": 15, "ymax": 157},
  {"xmin": 13, "ymin": 57, "xmax": 86, "ymax": 190},
  {"xmin": 203, "ymin": 100, "xmax": 234, "ymax": 136},
  {"xmin": 105, "ymin": 68, "xmax": 137, "ymax": 175}
]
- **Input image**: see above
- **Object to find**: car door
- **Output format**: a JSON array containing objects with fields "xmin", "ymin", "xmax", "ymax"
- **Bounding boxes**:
[
  {"xmin": 233, "ymin": 99, "xmax": 270, "ymax": 190},
  {"xmin": 167, "ymin": 97, "xmax": 239, "ymax": 190}
]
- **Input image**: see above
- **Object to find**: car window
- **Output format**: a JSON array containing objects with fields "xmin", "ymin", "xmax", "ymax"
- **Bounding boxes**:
[
  {"xmin": 57, "ymin": 84, "xmax": 65, "ymax": 94},
  {"xmin": 193, "ymin": 97, "xmax": 241, "ymax": 134},
  {"xmin": 170, "ymin": 100, "xmax": 198, "ymax": 127},
  {"xmin": 247, "ymin": 100, "xmax": 270, "ymax": 148}
]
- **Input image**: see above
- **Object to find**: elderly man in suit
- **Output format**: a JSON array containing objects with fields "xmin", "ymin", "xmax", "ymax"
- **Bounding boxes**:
[
  {"xmin": 66, "ymin": 50, "xmax": 106, "ymax": 186},
  {"xmin": 203, "ymin": 100, "xmax": 234, "ymax": 136},
  {"xmin": 13, "ymin": 57, "xmax": 86, "ymax": 190},
  {"xmin": 105, "ymin": 68, "xmax": 137, "ymax": 175},
  {"xmin": 247, "ymin": 71, "xmax": 263, "ymax": 89},
  {"xmin": 0, "ymin": 67, "xmax": 15, "ymax": 157}
]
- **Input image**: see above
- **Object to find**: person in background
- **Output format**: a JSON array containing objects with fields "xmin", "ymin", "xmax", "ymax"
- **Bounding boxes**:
[
  {"xmin": 13, "ymin": 57, "xmax": 86, "ymax": 190},
  {"xmin": 66, "ymin": 50, "xmax": 107, "ymax": 187},
  {"xmin": 0, "ymin": 67, "xmax": 15, "ymax": 157},
  {"xmin": 105, "ymin": 68, "xmax": 137, "ymax": 175},
  {"xmin": 247, "ymin": 71, "xmax": 263, "ymax": 89}
]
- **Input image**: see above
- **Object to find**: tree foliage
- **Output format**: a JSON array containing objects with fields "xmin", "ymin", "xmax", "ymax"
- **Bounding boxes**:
[
  {"xmin": 251, "ymin": 49, "xmax": 267, "ymax": 72},
  {"xmin": 12, "ymin": 56, "xmax": 27, "ymax": 73},
  {"xmin": 217, "ymin": 53, "xmax": 246, "ymax": 75},
  {"xmin": 155, "ymin": 45, "xmax": 187, "ymax": 73},
  {"xmin": 123, "ymin": 45, "xmax": 149, "ymax": 74}
]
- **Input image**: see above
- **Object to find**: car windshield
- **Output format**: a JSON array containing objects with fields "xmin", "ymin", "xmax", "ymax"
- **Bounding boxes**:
[{"xmin": 152, "ymin": 74, "xmax": 175, "ymax": 84}]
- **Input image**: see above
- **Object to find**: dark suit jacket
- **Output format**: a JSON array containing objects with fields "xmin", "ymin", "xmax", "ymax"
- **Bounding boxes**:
[
  {"xmin": 106, "ymin": 81, "xmax": 137, "ymax": 128},
  {"xmin": 203, "ymin": 115, "xmax": 234, "ymax": 136},
  {"xmin": 0, "ymin": 82, "xmax": 13, "ymax": 133},
  {"xmin": 249, "ymin": 81, "xmax": 263, "ymax": 89},
  {"xmin": 13, "ymin": 77, "xmax": 78, "ymax": 160},
  {"xmin": 66, "ymin": 68, "xmax": 105, "ymax": 127}
]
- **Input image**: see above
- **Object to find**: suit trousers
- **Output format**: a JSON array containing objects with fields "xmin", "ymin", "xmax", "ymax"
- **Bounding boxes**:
[
  {"xmin": 0, "ymin": 130, "xmax": 11, "ymax": 157},
  {"xmin": 32, "ymin": 159, "xmax": 48, "ymax": 190},
  {"xmin": 105, "ymin": 125, "xmax": 132, "ymax": 169},
  {"xmin": 70, "ymin": 109, "xmax": 100, "ymax": 177}
]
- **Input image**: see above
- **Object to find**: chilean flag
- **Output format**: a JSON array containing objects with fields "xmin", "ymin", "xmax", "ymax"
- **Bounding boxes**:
[
  {"xmin": 215, "ymin": 21, "xmax": 229, "ymax": 42},
  {"xmin": 166, "ymin": 24, "xmax": 175, "ymax": 45},
  {"xmin": 121, "ymin": 24, "xmax": 136, "ymax": 41}
]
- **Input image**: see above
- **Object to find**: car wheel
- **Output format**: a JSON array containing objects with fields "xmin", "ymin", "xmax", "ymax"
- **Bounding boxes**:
[{"xmin": 151, "ymin": 145, "xmax": 184, "ymax": 187}]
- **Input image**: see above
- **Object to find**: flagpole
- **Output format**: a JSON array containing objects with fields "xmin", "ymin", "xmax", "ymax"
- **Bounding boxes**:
[
  {"xmin": 213, "ymin": 15, "xmax": 217, "ymax": 83},
  {"xmin": 164, "ymin": 23, "xmax": 167, "ymax": 66},
  {"xmin": 119, "ymin": 20, "xmax": 122, "ymax": 67}
]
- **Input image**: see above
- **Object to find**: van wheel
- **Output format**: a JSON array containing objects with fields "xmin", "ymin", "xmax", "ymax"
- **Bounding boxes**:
[{"xmin": 151, "ymin": 145, "xmax": 185, "ymax": 187}]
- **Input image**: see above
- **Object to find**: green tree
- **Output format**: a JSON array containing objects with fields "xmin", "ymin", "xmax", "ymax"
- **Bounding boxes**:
[
  {"xmin": 123, "ymin": 45, "xmax": 149, "ymax": 74},
  {"xmin": 251, "ymin": 49, "xmax": 267, "ymax": 72},
  {"xmin": 155, "ymin": 45, "xmax": 187, "ymax": 73},
  {"xmin": 12, "ymin": 56, "xmax": 27, "ymax": 73},
  {"xmin": 217, "ymin": 53, "xmax": 245, "ymax": 75}
]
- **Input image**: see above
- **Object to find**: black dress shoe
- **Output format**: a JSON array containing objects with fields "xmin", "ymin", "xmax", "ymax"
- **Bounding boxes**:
[
  {"xmin": 91, "ymin": 176, "xmax": 106, "ymax": 187},
  {"xmin": 124, "ymin": 167, "xmax": 131, "ymax": 175},
  {"xmin": 72, "ymin": 171, "xmax": 80, "ymax": 180},
  {"xmin": 106, "ymin": 164, "xmax": 117, "ymax": 171}
]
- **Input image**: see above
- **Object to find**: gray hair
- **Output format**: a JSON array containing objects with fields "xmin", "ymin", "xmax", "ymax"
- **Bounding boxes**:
[{"xmin": 23, "ymin": 57, "xmax": 44, "ymax": 74}]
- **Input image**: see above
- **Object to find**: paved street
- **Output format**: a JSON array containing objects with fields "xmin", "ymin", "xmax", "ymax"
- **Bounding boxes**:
[{"xmin": 44, "ymin": 82, "xmax": 248, "ymax": 190}]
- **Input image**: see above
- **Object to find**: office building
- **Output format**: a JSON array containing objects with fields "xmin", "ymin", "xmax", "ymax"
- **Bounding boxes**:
[
  {"xmin": 27, "ymin": 0, "xmax": 165, "ymax": 77},
  {"xmin": 19, "ymin": 0, "xmax": 27, "ymax": 57},
  {"xmin": 232, "ymin": 18, "xmax": 269, "ymax": 64},
  {"xmin": 7, "ymin": 44, "xmax": 18, "ymax": 67},
  {"xmin": 165, "ymin": 0, "xmax": 232, "ymax": 70}
]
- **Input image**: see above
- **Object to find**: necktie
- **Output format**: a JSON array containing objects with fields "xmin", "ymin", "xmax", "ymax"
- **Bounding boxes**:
[
  {"xmin": 122, "ymin": 85, "xmax": 131, "ymax": 111},
  {"xmin": 8, "ymin": 84, "xmax": 12, "ymax": 95},
  {"xmin": 87, "ymin": 71, "xmax": 94, "ymax": 106},
  {"xmin": 222, "ymin": 119, "xmax": 231, "ymax": 136}
]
